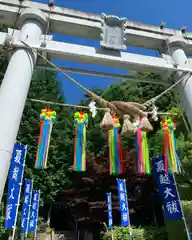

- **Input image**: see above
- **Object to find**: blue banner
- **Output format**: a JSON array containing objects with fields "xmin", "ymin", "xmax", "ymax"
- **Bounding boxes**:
[
  {"xmin": 28, "ymin": 190, "xmax": 40, "ymax": 233},
  {"xmin": 20, "ymin": 179, "xmax": 33, "ymax": 234},
  {"xmin": 5, "ymin": 144, "xmax": 26, "ymax": 229},
  {"xmin": 106, "ymin": 193, "xmax": 113, "ymax": 229},
  {"xmin": 117, "ymin": 179, "xmax": 130, "ymax": 226},
  {"xmin": 152, "ymin": 156, "xmax": 183, "ymax": 221}
]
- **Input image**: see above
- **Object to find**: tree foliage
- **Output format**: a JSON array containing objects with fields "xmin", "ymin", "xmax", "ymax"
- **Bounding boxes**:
[
  {"xmin": 56, "ymin": 75, "xmax": 178, "ymax": 233},
  {"xmin": 0, "ymin": 22, "xmax": 191, "ymax": 239},
  {"xmin": 18, "ymin": 69, "xmax": 74, "ymax": 205},
  {"xmin": 102, "ymin": 226, "xmax": 167, "ymax": 240},
  {"xmin": 99, "ymin": 76, "xmax": 192, "ymax": 239}
]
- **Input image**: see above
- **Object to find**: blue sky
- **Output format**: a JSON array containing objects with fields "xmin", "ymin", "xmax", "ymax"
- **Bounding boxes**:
[{"xmin": 33, "ymin": 0, "xmax": 192, "ymax": 103}]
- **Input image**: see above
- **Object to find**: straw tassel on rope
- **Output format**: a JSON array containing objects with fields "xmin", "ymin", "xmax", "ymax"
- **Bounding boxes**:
[
  {"xmin": 108, "ymin": 115, "xmax": 123, "ymax": 175},
  {"xmin": 73, "ymin": 112, "xmax": 88, "ymax": 171},
  {"xmin": 136, "ymin": 119, "xmax": 150, "ymax": 174},
  {"xmin": 100, "ymin": 109, "xmax": 114, "ymax": 130},
  {"xmin": 160, "ymin": 119, "xmax": 181, "ymax": 173},
  {"xmin": 35, "ymin": 109, "xmax": 56, "ymax": 169}
]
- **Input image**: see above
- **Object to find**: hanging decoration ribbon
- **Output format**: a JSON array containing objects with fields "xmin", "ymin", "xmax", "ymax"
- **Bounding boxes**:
[
  {"xmin": 108, "ymin": 115, "xmax": 123, "ymax": 175},
  {"xmin": 160, "ymin": 119, "xmax": 181, "ymax": 173},
  {"xmin": 136, "ymin": 119, "xmax": 150, "ymax": 174},
  {"xmin": 35, "ymin": 108, "xmax": 56, "ymax": 169},
  {"xmin": 73, "ymin": 112, "xmax": 88, "ymax": 171}
]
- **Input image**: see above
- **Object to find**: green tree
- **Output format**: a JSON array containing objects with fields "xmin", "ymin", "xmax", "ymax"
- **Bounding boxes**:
[
  {"xmin": 97, "ymin": 76, "xmax": 192, "ymax": 239},
  {"xmin": 0, "ymin": 34, "xmax": 191, "ymax": 240},
  {"xmin": 17, "ymin": 69, "xmax": 74, "ymax": 205},
  {"xmin": 0, "ymin": 23, "xmax": 74, "ymax": 234}
]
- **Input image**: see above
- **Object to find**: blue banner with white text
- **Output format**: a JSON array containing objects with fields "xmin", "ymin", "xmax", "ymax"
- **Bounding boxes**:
[
  {"xmin": 28, "ymin": 190, "xmax": 40, "ymax": 233},
  {"xmin": 152, "ymin": 156, "xmax": 183, "ymax": 221},
  {"xmin": 4, "ymin": 144, "xmax": 26, "ymax": 229},
  {"xmin": 106, "ymin": 193, "xmax": 113, "ymax": 229},
  {"xmin": 117, "ymin": 179, "xmax": 130, "ymax": 226},
  {"xmin": 20, "ymin": 179, "xmax": 33, "ymax": 233}
]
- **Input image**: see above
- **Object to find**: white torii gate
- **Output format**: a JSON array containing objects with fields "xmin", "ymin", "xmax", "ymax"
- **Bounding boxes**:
[{"xmin": 0, "ymin": 0, "xmax": 192, "ymax": 202}]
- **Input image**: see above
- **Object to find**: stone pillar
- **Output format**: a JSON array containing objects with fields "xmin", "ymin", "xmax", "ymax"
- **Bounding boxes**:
[
  {"xmin": 167, "ymin": 35, "xmax": 192, "ymax": 129},
  {"xmin": 0, "ymin": 8, "xmax": 47, "ymax": 202}
]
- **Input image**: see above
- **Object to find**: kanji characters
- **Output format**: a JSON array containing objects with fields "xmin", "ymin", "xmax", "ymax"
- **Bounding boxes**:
[
  {"xmin": 21, "ymin": 218, "xmax": 25, "ymax": 228},
  {"xmin": 23, "ymin": 208, "xmax": 27, "ymax": 216},
  {"xmin": 117, "ymin": 180, "xmax": 129, "ymax": 226},
  {"xmin": 122, "ymin": 203, "xmax": 127, "ymax": 211},
  {"xmin": 5, "ymin": 145, "xmax": 26, "ymax": 228},
  {"xmin": 159, "ymin": 173, "xmax": 170, "ymax": 185},
  {"xmin": 25, "ymin": 184, "xmax": 31, "ymax": 194},
  {"xmin": 107, "ymin": 193, "xmax": 113, "ymax": 228},
  {"xmin": 33, "ymin": 193, "xmax": 38, "ymax": 201},
  {"xmin": 119, "ymin": 183, "xmax": 124, "ymax": 192},
  {"xmin": 164, "ymin": 187, "xmax": 175, "ymax": 199},
  {"xmin": 29, "ymin": 219, "xmax": 34, "ymax": 228},
  {"xmin": 31, "ymin": 211, "xmax": 35, "ymax": 218},
  {"xmin": 9, "ymin": 186, "xmax": 15, "ymax": 200},
  {"xmin": 166, "ymin": 201, "xmax": 179, "ymax": 214},
  {"xmin": 153, "ymin": 157, "xmax": 183, "ymax": 221},
  {"xmin": 120, "ymin": 192, "xmax": 125, "ymax": 201},
  {"xmin": 12, "ymin": 166, "xmax": 19, "ymax": 181},
  {"xmin": 122, "ymin": 213, "xmax": 128, "ymax": 222},
  {"xmin": 108, "ymin": 204, "xmax": 111, "ymax": 211},
  {"xmin": 14, "ymin": 149, "xmax": 22, "ymax": 164},
  {"xmin": 6, "ymin": 204, "xmax": 12, "ymax": 220},
  {"xmin": 24, "ymin": 195, "xmax": 29, "ymax": 205},
  {"xmin": 156, "ymin": 160, "xmax": 164, "ymax": 172}
]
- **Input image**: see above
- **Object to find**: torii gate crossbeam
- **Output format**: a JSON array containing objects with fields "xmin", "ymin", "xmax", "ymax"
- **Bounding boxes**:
[
  {"xmin": 0, "ymin": 0, "xmax": 191, "ymax": 203},
  {"xmin": 1, "ymin": 0, "xmax": 192, "ymax": 54}
]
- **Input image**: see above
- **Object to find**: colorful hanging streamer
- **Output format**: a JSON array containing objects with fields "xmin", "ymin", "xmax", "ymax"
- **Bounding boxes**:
[
  {"xmin": 108, "ymin": 115, "xmax": 123, "ymax": 175},
  {"xmin": 136, "ymin": 119, "xmax": 150, "ymax": 174},
  {"xmin": 35, "ymin": 109, "xmax": 56, "ymax": 169},
  {"xmin": 73, "ymin": 112, "xmax": 88, "ymax": 171},
  {"xmin": 160, "ymin": 119, "xmax": 181, "ymax": 173}
]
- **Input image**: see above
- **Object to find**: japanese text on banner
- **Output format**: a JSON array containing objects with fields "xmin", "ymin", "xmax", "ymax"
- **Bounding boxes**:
[
  {"xmin": 106, "ymin": 193, "xmax": 113, "ymax": 229},
  {"xmin": 28, "ymin": 190, "xmax": 40, "ymax": 233},
  {"xmin": 152, "ymin": 156, "xmax": 183, "ymax": 221},
  {"xmin": 20, "ymin": 179, "xmax": 33, "ymax": 234},
  {"xmin": 4, "ymin": 144, "xmax": 26, "ymax": 229},
  {"xmin": 117, "ymin": 179, "xmax": 130, "ymax": 226}
]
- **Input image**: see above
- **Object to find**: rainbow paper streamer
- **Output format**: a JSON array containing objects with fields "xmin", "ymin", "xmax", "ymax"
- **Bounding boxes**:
[
  {"xmin": 35, "ymin": 109, "xmax": 56, "ymax": 169},
  {"xmin": 108, "ymin": 115, "xmax": 123, "ymax": 175},
  {"xmin": 161, "ymin": 119, "xmax": 181, "ymax": 173},
  {"xmin": 136, "ymin": 120, "xmax": 150, "ymax": 174},
  {"xmin": 73, "ymin": 112, "xmax": 88, "ymax": 171}
]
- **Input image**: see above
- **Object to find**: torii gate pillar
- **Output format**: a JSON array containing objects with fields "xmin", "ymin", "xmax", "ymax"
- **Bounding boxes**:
[
  {"xmin": 168, "ymin": 35, "xmax": 192, "ymax": 129},
  {"xmin": 0, "ymin": 8, "xmax": 46, "ymax": 202}
]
